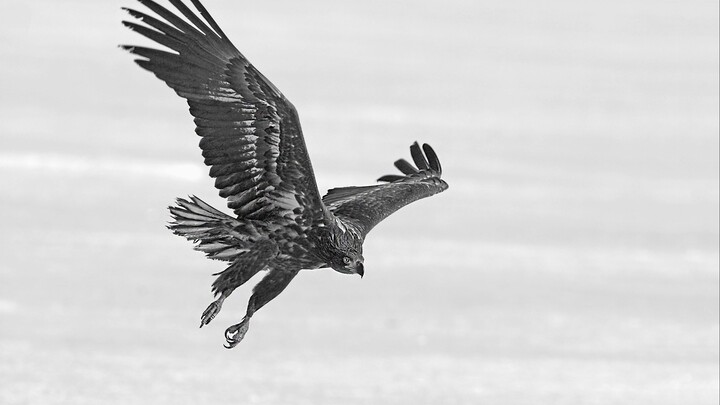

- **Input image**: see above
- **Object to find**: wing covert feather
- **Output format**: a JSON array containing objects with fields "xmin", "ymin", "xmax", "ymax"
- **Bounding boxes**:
[
  {"xmin": 322, "ymin": 143, "xmax": 448, "ymax": 236},
  {"xmin": 122, "ymin": 0, "xmax": 324, "ymax": 224}
]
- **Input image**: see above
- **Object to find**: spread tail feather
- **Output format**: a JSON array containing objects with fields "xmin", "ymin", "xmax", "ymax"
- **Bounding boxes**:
[{"xmin": 168, "ymin": 196, "xmax": 258, "ymax": 261}]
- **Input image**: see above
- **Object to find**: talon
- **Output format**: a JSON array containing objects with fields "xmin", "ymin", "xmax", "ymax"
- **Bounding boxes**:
[{"xmin": 224, "ymin": 318, "xmax": 250, "ymax": 348}]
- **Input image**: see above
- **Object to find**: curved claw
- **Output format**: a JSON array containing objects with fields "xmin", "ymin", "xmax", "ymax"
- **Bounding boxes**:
[{"xmin": 224, "ymin": 318, "xmax": 250, "ymax": 349}]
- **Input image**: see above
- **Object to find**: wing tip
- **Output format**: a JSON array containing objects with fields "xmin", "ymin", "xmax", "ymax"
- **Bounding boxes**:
[
  {"xmin": 381, "ymin": 141, "xmax": 444, "ymax": 181},
  {"xmin": 377, "ymin": 174, "xmax": 405, "ymax": 183},
  {"xmin": 409, "ymin": 141, "xmax": 430, "ymax": 170},
  {"xmin": 421, "ymin": 143, "xmax": 442, "ymax": 174},
  {"xmin": 393, "ymin": 158, "xmax": 418, "ymax": 175}
]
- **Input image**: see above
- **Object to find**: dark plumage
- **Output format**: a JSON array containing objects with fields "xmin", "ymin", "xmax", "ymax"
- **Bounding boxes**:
[{"xmin": 122, "ymin": 0, "xmax": 448, "ymax": 348}]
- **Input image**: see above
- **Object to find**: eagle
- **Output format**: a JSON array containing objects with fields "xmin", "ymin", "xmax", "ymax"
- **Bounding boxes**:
[{"xmin": 122, "ymin": 0, "xmax": 448, "ymax": 348}]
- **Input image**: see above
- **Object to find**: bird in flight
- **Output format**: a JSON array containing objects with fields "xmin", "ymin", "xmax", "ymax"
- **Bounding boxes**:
[{"xmin": 122, "ymin": 0, "xmax": 448, "ymax": 348}]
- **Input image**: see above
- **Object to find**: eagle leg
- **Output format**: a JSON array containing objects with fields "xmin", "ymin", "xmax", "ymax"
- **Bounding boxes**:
[
  {"xmin": 204, "ymin": 239, "xmax": 279, "ymax": 330},
  {"xmin": 211, "ymin": 249, "xmax": 273, "ymax": 295},
  {"xmin": 224, "ymin": 317, "xmax": 250, "ymax": 349},
  {"xmin": 200, "ymin": 293, "xmax": 227, "ymax": 328},
  {"xmin": 223, "ymin": 267, "xmax": 300, "ymax": 348}
]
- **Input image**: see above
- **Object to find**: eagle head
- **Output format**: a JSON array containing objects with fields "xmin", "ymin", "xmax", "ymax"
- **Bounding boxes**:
[
  {"xmin": 322, "ymin": 226, "xmax": 365, "ymax": 277},
  {"xmin": 330, "ymin": 250, "xmax": 365, "ymax": 277}
]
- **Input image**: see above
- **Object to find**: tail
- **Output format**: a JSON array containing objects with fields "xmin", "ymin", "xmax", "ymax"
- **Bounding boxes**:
[{"xmin": 168, "ymin": 196, "xmax": 259, "ymax": 261}]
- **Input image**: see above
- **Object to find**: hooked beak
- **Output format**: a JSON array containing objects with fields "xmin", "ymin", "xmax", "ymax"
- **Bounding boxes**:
[{"xmin": 356, "ymin": 263, "xmax": 364, "ymax": 278}]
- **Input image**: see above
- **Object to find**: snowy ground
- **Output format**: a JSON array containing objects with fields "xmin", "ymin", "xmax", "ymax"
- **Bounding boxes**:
[{"xmin": 1, "ymin": 0, "xmax": 718, "ymax": 403}]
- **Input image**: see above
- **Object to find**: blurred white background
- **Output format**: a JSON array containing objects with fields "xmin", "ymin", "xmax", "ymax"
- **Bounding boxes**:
[{"xmin": 1, "ymin": 0, "xmax": 718, "ymax": 403}]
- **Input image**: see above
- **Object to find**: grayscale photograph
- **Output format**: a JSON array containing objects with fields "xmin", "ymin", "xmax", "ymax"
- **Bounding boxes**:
[{"xmin": 1, "ymin": 0, "xmax": 718, "ymax": 403}]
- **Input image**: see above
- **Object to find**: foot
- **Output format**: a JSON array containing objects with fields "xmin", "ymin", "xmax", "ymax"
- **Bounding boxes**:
[
  {"xmin": 200, "ymin": 297, "xmax": 224, "ymax": 328},
  {"xmin": 224, "ymin": 317, "xmax": 250, "ymax": 349}
]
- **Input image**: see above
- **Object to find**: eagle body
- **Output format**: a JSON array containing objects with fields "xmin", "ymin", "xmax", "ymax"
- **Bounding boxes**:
[{"xmin": 122, "ymin": 0, "xmax": 448, "ymax": 347}]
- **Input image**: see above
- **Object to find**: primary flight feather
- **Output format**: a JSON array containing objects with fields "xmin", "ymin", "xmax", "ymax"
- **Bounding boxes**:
[{"xmin": 122, "ymin": 0, "xmax": 448, "ymax": 348}]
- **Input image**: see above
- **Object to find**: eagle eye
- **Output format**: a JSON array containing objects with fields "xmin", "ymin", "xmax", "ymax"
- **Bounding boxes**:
[{"xmin": 342, "ymin": 256, "xmax": 352, "ymax": 265}]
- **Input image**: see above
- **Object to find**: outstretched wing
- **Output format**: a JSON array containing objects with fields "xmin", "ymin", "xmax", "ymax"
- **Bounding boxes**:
[
  {"xmin": 122, "ymin": 0, "xmax": 324, "ymax": 224},
  {"xmin": 322, "ymin": 142, "xmax": 448, "ymax": 236}
]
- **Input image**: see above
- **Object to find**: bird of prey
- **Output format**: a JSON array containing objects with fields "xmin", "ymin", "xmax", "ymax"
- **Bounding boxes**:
[{"xmin": 122, "ymin": 0, "xmax": 448, "ymax": 348}]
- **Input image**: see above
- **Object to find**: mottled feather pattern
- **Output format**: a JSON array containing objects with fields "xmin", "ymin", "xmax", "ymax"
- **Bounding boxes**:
[
  {"xmin": 211, "ymin": 239, "xmax": 279, "ymax": 295},
  {"xmin": 168, "ymin": 196, "xmax": 259, "ymax": 261},
  {"xmin": 121, "ymin": 0, "xmax": 324, "ymax": 224},
  {"xmin": 323, "ymin": 142, "xmax": 448, "ymax": 236},
  {"xmin": 123, "ymin": 0, "xmax": 448, "ymax": 347}
]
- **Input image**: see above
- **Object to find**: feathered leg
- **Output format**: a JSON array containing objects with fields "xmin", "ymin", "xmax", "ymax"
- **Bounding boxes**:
[
  {"xmin": 224, "ymin": 268, "xmax": 300, "ymax": 348},
  {"xmin": 200, "ymin": 240, "xmax": 279, "ymax": 327}
]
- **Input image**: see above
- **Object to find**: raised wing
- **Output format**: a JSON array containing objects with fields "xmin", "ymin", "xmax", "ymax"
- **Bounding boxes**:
[
  {"xmin": 322, "ymin": 142, "xmax": 448, "ymax": 236},
  {"xmin": 122, "ymin": 0, "xmax": 324, "ymax": 224}
]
